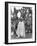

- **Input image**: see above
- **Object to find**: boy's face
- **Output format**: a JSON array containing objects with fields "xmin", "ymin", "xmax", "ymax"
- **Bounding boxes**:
[{"xmin": 17, "ymin": 11, "xmax": 21, "ymax": 18}]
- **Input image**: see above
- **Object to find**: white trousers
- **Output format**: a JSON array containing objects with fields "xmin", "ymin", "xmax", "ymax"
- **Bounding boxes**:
[{"xmin": 16, "ymin": 21, "xmax": 25, "ymax": 37}]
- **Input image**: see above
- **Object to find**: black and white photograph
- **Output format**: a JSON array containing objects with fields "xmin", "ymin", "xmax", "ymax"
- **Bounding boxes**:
[
  {"xmin": 5, "ymin": 2, "xmax": 36, "ymax": 44},
  {"xmin": 11, "ymin": 6, "xmax": 32, "ymax": 39}
]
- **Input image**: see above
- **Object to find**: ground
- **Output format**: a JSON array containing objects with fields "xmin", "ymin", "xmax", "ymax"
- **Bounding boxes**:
[{"xmin": 11, "ymin": 33, "xmax": 32, "ymax": 39}]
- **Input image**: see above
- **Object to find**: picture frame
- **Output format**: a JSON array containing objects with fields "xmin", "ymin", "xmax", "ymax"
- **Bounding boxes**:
[{"xmin": 5, "ymin": 2, "xmax": 36, "ymax": 44}]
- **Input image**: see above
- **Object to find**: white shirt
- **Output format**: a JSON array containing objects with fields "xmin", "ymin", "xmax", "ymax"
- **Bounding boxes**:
[{"xmin": 16, "ymin": 21, "xmax": 25, "ymax": 37}]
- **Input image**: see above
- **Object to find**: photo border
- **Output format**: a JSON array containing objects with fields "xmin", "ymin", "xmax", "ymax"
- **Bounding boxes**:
[{"xmin": 5, "ymin": 2, "xmax": 36, "ymax": 44}]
